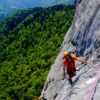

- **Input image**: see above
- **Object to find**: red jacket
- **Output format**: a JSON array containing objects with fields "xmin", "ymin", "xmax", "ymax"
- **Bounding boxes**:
[{"xmin": 63, "ymin": 55, "xmax": 77, "ymax": 71}]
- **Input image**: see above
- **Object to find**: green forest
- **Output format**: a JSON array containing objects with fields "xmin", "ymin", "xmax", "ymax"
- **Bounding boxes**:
[{"xmin": 0, "ymin": 5, "xmax": 75, "ymax": 99}]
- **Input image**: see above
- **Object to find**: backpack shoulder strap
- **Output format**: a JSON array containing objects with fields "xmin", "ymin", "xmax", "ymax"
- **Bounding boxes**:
[{"xmin": 65, "ymin": 54, "xmax": 75, "ymax": 67}]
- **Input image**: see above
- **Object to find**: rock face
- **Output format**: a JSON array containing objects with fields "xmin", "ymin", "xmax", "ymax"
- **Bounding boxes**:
[{"xmin": 41, "ymin": 0, "xmax": 100, "ymax": 100}]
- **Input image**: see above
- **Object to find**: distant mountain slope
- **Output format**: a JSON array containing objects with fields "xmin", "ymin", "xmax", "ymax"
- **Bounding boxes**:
[
  {"xmin": 0, "ymin": 5, "xmax": 75, "ymax": 99},
  {"xmin": 0, "ymin": 0, "xmax": 74, "ymax": 20}
]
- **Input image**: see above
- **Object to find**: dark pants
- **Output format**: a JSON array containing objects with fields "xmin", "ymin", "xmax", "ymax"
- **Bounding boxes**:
[{"xmin": 67, "ymin": 70, "xmax": 76, "ymax": 80}]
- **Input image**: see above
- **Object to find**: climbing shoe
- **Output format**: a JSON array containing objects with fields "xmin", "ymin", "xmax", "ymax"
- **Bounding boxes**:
[{"xmin": 69, "ymin": 79, "xmax": 73, "ymax": 85}]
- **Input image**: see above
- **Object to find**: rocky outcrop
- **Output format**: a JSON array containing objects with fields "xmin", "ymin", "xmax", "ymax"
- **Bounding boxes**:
[{"xmin": 41, "ymin": 0, "xmax": 100, "ymax": 100}]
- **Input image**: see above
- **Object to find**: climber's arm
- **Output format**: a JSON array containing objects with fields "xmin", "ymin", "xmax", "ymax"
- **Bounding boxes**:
[
  {"xmin": 77, "ymin": 58, "xmax": 88, "ymax": 64},
  {"xmin": 63, "ymin": 59, "xmax": 68, "ymax": 77},
  {"xmin": 63, "ymin": 66, "xmax": 66, "ymax": 77},
  {"xmin": 72, "ymin": 56, "xmax": 88, "ymax": 64}
]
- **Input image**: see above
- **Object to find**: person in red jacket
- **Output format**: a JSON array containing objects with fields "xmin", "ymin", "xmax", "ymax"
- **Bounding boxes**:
[{"xmin": 63, "ymin": 52, "xmax": 87, "ymax": 84}]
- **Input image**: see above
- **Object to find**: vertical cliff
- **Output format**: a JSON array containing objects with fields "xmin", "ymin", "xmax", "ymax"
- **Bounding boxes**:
[{"xmin": 41, "ymin": 0, "xmax": 100, "ymax": 99}]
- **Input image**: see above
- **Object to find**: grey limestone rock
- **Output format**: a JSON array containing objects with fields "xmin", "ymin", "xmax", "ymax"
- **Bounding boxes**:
[{"xmin": 41, "ymin": 0, "xmax": 100, "ymax": 100}]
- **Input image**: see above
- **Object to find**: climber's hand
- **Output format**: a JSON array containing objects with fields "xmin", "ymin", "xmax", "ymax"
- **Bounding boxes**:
[
  {"xmin": 62, "ymin": 73, "xmax": 66, "ymax": 80},
  {"xmin": 63, "ymin": 73, "xmax": 66, "ymax": 77},
  {"xmin": 81, "ymin": 60, "xmax": 89, "ymax": 64}
]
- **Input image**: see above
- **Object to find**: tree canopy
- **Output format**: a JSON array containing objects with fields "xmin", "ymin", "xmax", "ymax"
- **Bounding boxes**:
[{"xmin": 0, "ymin": 4, "xmax": 75, "ymax": 99}]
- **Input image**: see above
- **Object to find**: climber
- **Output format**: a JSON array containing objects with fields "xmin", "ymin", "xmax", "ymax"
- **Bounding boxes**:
[{"xmin": 63, "ymin": 52, "xmax": 88, "ymax": 84}]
